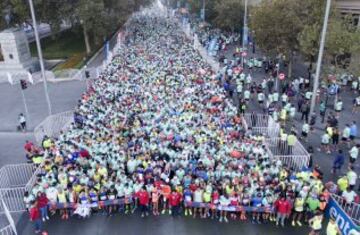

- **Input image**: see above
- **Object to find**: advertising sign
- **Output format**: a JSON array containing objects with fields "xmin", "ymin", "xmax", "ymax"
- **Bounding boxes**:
[{"xmin": 326, "ymin": 197, "xmax": 360, "ymax": 235}]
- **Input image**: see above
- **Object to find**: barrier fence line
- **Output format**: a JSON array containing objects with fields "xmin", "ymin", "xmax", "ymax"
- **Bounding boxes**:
[
  {"xmin": 0, "ymin": 225, "xmax": 14, "ymax": 235},
  {"xmin": 0, "ymin": 164, "xmax": 36, "ymax": 189},
  {"xmin": 0, "ymin": 188, "xmax": 28, "ymax": 213},
  {"xmin": 243, "ymin": 113, "xmax": 280, "ymax": 137},
  {"xmin": 331, "ymin": 194, "xmax": 360, "ymax": 226},
  {"xmin": 34, "ymin": 110, "xmax": 74, "ymax": 144}
]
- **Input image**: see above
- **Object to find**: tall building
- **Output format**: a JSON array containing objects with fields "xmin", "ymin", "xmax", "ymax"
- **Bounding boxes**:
[{"xmin": 336, "ymin": 0, "xmax": 360, "ymax": 25}]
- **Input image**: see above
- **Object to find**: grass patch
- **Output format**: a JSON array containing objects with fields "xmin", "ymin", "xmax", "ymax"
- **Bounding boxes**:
[
  {"xmin": 53, "ymin": 52, "xmax": 86, "ymax": 71},
  {"xmin": 30, "ymin": 29, "xmax": 86, "ymax": 60}
]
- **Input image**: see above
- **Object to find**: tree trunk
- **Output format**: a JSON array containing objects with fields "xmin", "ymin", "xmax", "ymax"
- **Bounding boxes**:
[
  {"xmin": 83, "ymin": 24, "xmax": 91, "ymax": 55},
  {"xmin": 288, "ymin": 53, "xmax": 293, "ymax": 80}
]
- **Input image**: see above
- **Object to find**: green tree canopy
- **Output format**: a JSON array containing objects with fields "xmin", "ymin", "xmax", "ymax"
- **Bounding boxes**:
[{"xmin": 212, "ymin": 0, "xmax": 244, "ymax": 32}]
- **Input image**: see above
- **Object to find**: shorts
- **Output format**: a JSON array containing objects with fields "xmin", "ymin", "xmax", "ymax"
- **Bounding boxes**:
[
  {"xmin": 342, "ymin": 137, "xmax": 348, "ymax": 142},
  {"xmin": 259, "ymin": 100, "xmax": 263, "ymax": 104},
  {"xmin": 321, "ymin": 143, "xmax": 328, "ymax": 146},
  {"xmin": 302, "ymin": 132, "xmax": 307, "ymax": 137}
]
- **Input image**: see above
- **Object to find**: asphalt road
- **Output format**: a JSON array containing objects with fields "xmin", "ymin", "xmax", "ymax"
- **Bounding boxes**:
[{"xmin": 18, "ymin": 213, "xmax": 309, "ymax": 235}]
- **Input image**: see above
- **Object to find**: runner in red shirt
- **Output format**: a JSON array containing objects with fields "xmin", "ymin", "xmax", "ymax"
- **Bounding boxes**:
[
  {"xmin": 169, "ymin": 190, "xmax": 182, "ymax": 216},
  {"xmin": 29, "ymin": 201, "xmax": 42, "ymax": 234},
  {"xmin": 137, "ymin": 187, "xmax": 150, "ymax": 217},
  {"xmin": 274, "ymin": 196, "xmax": 291, "ymax": 227}
]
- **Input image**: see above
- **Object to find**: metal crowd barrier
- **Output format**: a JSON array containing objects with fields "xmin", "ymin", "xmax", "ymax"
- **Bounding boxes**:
[
  {"xmin": 0, "ymin": 164, "xmax": 38, "ymax": 213},
  {"xmin": 265, "ymin": 138, "xmax": 310, "ymax": 170},
  {"xmin": 243, "ymin": 113, "xmax": 280, "ymax": 137},
  {"xmin": 34, "ymin": 110, "xmax": 74, "ymax": 144},
  {"xmin": 0, "ymin": 225, "xmax": 14, "ymax": 235},
  {"xmin": 0, "ymin": 164, "xmax": 37, "ymax": 189},
  {"xmin": 331, "ymin": 194, "xmax": 360, "ymax": 226}
]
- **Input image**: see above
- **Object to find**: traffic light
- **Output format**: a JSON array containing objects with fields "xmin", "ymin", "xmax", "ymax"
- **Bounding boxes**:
[{"xmin": 20, "ymin": 79, "xmax": 27, "ymax": 90}]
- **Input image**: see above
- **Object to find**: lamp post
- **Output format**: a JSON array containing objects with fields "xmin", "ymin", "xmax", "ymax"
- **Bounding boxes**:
[
  {"xmin": 28, "ymin": 0, "xmax": 52, "ymax": 115},
  {"xmin": 201, "ymin": 0, "xmax": 206, "ymax": 21},
  {"xmin": 309, "ymin": 0, "xmax": 331, "ymax": 119}
]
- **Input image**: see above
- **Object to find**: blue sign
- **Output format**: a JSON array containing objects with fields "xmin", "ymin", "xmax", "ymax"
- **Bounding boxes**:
[{"xmin": 326, "ymin": 197, "xmax": 360, "ymax": 235}]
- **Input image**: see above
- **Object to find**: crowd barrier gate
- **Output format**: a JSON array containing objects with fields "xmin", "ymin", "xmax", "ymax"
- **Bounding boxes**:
[
  {"xmin": 34, "ymin": 110, "xmax": 74, "ymax": 144},
  {"xmin": 264, "ymin": 137, "xmax": 310, "ymax": 170},
  {"xmin": 242, "ymin": 113, "xmax": 280, "ymax": 137}
]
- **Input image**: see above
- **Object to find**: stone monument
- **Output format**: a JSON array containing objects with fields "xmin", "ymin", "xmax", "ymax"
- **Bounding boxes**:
[{"xmin": 0, "ymin": 28, "xmax": 39, "ymax": 73}]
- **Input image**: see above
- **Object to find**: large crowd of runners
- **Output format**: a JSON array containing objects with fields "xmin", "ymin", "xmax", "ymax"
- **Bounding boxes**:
[{"xmin": 22, "ymin": 4, "xmax": 359, "ymax": 235}]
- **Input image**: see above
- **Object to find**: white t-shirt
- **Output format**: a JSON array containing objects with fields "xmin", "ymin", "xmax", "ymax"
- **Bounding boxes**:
[
  {"xmin": 342, "ymin": 190, "xmax": 357, "ymax": 203},
  {"xmin": 347, "ymin": 171, "xmax": 358, "ymax": 186},
  {"xmin": 194, "ymin": 190, "xmax": 203, "ymax": 203},
  {"xmin": 349, "ymin": 147, "xmax": 359, "ymax": 160}
]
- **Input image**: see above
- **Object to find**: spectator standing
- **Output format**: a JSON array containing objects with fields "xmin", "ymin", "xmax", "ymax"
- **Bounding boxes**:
[{"xmin": 18, "ymin": 113, "xmax": 26, "ymax": 132}]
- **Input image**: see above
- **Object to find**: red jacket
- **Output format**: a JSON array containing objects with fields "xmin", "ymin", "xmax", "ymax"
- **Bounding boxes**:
[
  {"xmin": 29, "ymin": 207, "xmax": 40, "ymax": 221},
  {"xmin": 37, "ymin": 194, "xmax": 49, "ymax": 208},
  {"xmin": 138, "ymin": 190, "xmax": 150, "ymax": 206},
  {"xmin": 169, "ymin": 192, "xmax": 182, "ymax": 206},
  {"xmin": 80, "ymin": 149, "xmax": 90, "ymax": 159},
  {"xmin": 274, "ymin": 199, "xmax": 291, "ymax": 214}
]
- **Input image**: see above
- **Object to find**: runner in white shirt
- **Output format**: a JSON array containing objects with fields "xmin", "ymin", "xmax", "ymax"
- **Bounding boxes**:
[
  {"xmin": 342, "ymin": 188, "xmax": 357, "ymax": 204},
  {"xmin": 347, "ymin": 166, "xmax": 358, "ymax": 190}
]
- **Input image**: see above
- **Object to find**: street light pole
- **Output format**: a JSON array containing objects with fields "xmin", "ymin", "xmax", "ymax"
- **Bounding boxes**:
[
  {"xmin": 28, "ymin": 0, "xmax": 52, "ymax": 115},
  {"xmin": 309, "ymin": 0, "xmax": 331, "ymax": 119},
  {"xmin": 201, "ymin": 0, "xmax": 206, "ymax": 21},
  {"xmin": 241, "ymin": 0, "xmax": 248, "ymax": 68}
]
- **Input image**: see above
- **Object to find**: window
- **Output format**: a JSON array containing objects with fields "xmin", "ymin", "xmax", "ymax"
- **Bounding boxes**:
[{"xmin": 9, "ymin": 54, "xmax": 13, "ymax": 60}]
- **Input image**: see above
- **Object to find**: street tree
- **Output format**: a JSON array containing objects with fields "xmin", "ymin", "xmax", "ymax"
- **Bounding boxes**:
[
  {"xmin": 212, "ymin": 0, "xmax": 244, "ymax": 32},
  {"xmin": 250, "ymin": 0, "xmax": 303, "ymax": 78}
]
